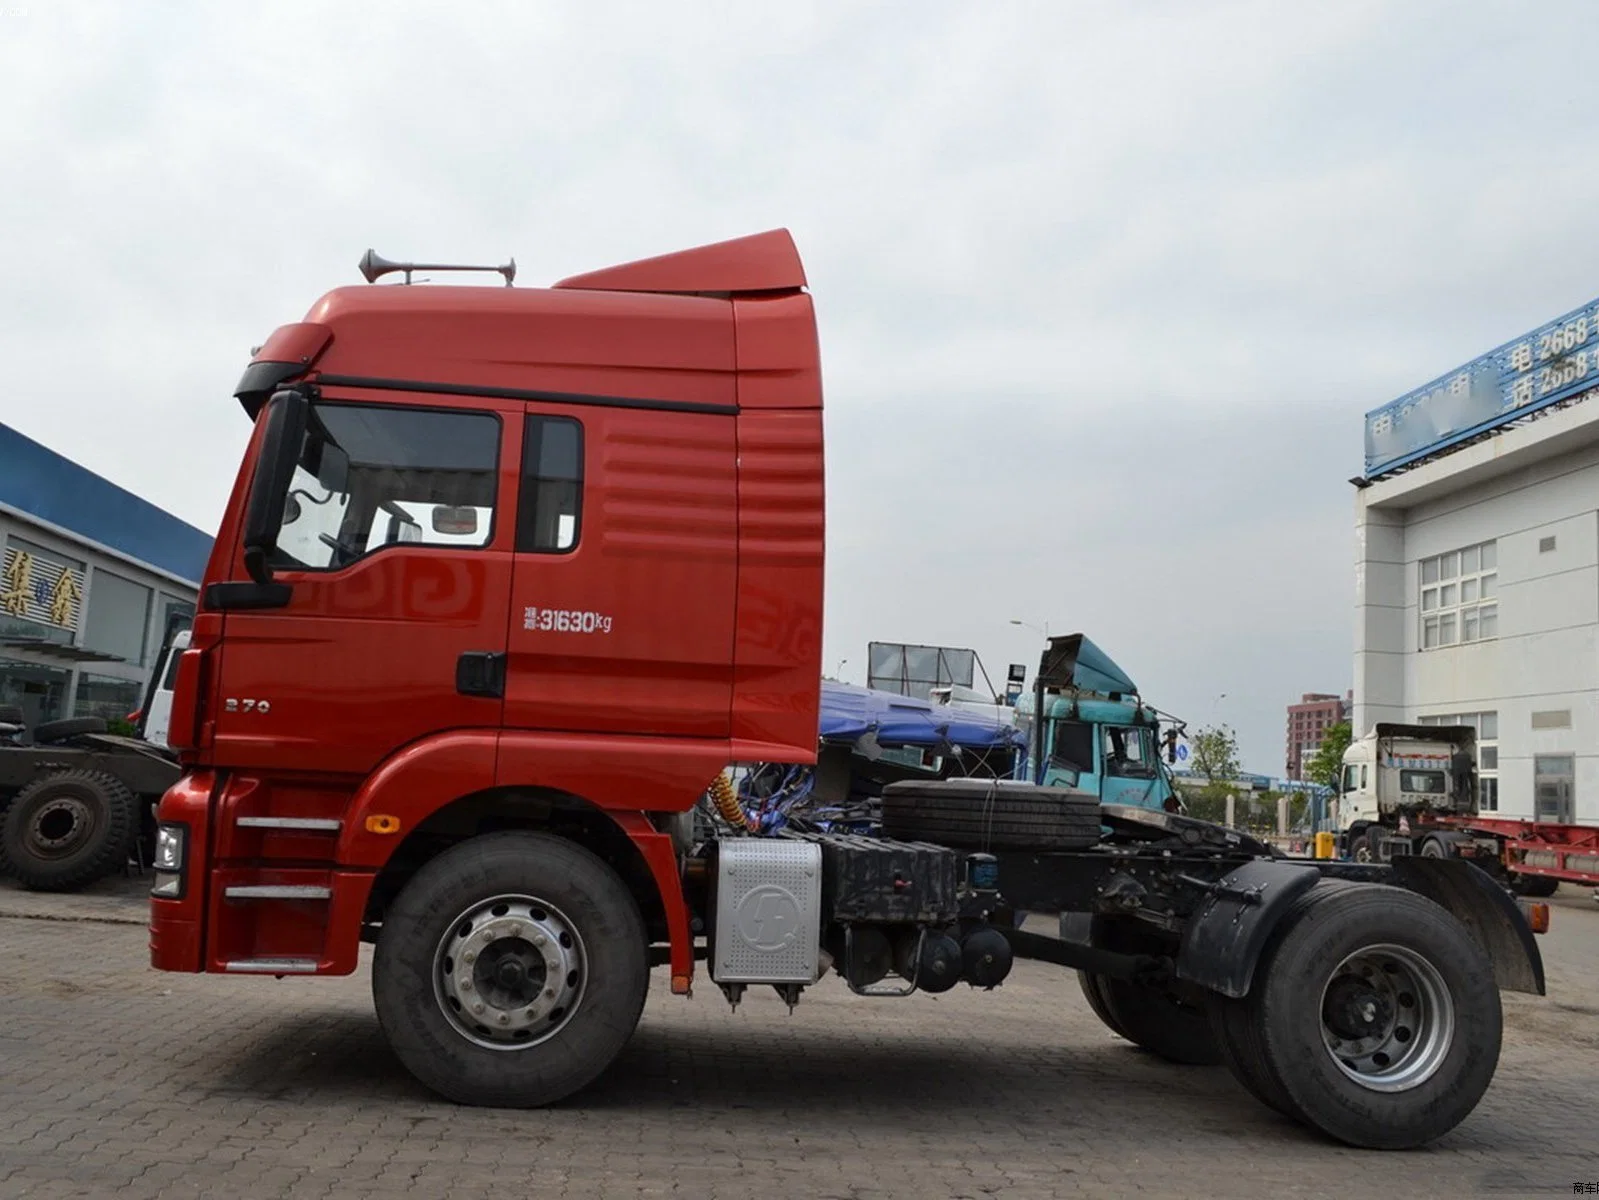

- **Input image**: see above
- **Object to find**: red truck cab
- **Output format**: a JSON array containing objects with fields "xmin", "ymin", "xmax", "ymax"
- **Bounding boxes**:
[{"xmin": 150, "ymin": 230, "xmax": 824, "ymax": 1104}]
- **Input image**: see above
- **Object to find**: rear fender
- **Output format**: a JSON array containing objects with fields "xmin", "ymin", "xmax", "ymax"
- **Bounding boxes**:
[
  {"xmin": 1389, "ymin": 857, "xmax": 1545, "ymax": 995},
  {"xmin": 1174, "ymin": 859, "xmax": 1321, "ymax": 998}
]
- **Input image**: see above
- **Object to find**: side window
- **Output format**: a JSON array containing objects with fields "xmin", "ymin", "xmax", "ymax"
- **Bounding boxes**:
[
  {"xmin": 518, "ymin": 416, "xmax": 583, "ymax": 554},
  {"xmin": 1341, "ymin": 764, "xmax": 1359, "ymax": 793},
  {"xmin": 1049, "ymin": 719, "xmax": 1095, "ymax": 772},
  {"xmin": 271, "ymin": 403, "xmax": 500, "ymax": 571}
]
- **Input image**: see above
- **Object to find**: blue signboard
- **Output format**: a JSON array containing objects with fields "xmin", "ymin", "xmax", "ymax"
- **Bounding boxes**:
[{"xmin": 1364, "ymin": 296, "xmax": 1599, "ymax": 478}]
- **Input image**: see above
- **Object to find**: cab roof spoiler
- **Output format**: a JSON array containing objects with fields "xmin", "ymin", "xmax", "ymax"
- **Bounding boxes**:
[{"xmin": 1372, "ymin": 722, "xmax": 1475, "ymax": 745}]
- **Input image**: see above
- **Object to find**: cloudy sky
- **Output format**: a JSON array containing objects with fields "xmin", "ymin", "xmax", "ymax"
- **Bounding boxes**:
[{"xmin": 5, "ymin": 1, "xmax": 1599, "ymax": 774}]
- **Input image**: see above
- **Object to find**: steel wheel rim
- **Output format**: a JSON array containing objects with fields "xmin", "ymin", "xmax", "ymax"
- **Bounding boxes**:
[
  {"xmin": 432, "ymin": 894, "xmax": 588, "ymax": 1051},
  {"xmin": 1320, "ymin": 942, "xmax": 1454, "ymax": 1092},
  {"xmin": 29, "ymin": 796, "xmax": 94, "ymax": 859}
]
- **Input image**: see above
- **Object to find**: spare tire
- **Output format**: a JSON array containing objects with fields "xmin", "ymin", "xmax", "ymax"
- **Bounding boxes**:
[
  {"xmin": 880, "ymin": 779, "xmax": 1102, "ymax": 849},
  {"xmin": 31, "ymin": 717, "xmax": 108, "ymax": 745},
  {"xmin": 0, "ymin": 769, "xmax": 136, "ymax": 891}
]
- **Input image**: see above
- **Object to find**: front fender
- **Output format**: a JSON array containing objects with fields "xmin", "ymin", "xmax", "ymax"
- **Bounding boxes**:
[
  {"xmin": 1175, "ymin": 859, "xmax": 1322, "ymax": 998},
  {"xmin": 337, "ymin": 731, "xmax": 498, "ymax": 869}
]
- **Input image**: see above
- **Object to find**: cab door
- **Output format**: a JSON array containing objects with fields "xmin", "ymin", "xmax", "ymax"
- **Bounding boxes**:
[
  {"xmin": 208, "ymin": 392, "xmax": 520, "ymax": 777},
  {"xmin": 500, "ymin": 402, "xmax": 738, "ymax": 741}
]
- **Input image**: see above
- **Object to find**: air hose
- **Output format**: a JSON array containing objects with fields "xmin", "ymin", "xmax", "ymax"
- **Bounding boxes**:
[{"xmin": 709, "ymin": 771, "xmax": 756, "ymax": 832}]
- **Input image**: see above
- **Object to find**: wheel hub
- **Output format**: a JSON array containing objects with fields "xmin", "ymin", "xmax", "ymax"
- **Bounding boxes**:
[
  {"xmin": 30, "ymin": 797, "xmax": 92, "ymax": 857},
  {"xmin": 1320, "ymin": 943, "xmax": 1455, "ymax": 1092},
  {"xmin": 433, "ymin": 896, "xmax": 586, "ymax": 1051}
]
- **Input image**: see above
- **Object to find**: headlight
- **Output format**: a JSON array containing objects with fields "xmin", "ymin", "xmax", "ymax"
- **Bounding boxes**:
[{"xmin": 154, "ymin": 823, "xmax": 186, "ymax": 871}]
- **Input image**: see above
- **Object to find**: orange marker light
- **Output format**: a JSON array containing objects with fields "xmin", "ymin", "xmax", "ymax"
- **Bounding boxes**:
[
  {"xmin": 1523, "ymin": 901, "xmax": 1550, "ymax": 934},
  {"xmin": 365, "ymin": 815, "xmax": 401, "ymax": 835}
]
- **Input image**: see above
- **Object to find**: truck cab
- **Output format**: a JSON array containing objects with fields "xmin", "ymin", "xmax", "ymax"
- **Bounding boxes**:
[
  {"xmin": 1336, "ymin": 722, "xmax": 1476, "ymax": 857},
  {"xmin": 1012, "ymin": 634, "xmax": 1179, "ymax": 812}
]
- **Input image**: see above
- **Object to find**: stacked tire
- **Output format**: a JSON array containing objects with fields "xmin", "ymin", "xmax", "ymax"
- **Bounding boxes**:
[
  {"xmin": 0, "ymin": 769, "xmax": 138, "ymax": 891},
  {"xmin": 880, "ymin": 779, "xmax": 1102, "ymax": 850}
]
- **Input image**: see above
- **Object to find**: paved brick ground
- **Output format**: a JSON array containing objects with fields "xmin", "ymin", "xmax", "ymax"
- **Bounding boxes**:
[{"xmin": 0, "ymin": 875, "xmax": 1595, "ymax": 1199}]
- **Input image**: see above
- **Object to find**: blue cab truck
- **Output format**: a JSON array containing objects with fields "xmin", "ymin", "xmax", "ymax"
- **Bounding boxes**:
[{"xmin": 1003, "ymin": 633, "xmax": 1183, "ymax": 813}]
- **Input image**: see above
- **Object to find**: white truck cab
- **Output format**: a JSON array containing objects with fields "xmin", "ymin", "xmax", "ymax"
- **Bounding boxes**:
[
  {"xmin": 136, "ymin": 627, "xmax": 189, "ymax": 751},
  {"xmin": 1336, "ymin": 722, "xmax": 1476, "ymax": 857}
]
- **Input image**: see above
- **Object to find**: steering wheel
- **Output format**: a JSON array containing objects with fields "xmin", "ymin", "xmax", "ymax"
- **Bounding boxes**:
[{"xmin": 318, "ymin": 532, "xmax": 363, "ymax": 565}]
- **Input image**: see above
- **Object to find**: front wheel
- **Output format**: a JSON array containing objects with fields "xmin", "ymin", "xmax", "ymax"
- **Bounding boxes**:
[
  {"xmin": 373, "ymin": 832, "xmax": 649, "ymax": 1107},
  {"xmin": 1211, "ymin": 882, "xmax": 1501, "ymax": 1149}
]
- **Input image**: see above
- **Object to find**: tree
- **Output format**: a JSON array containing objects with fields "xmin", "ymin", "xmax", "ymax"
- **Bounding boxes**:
[
  {"xmin": 1305, "ymin": 720, "xmax": 1353, "ymax": 790},
  {"xmin": 1189, "ymin": 724, "xmax": 1240, "ymax": 787}
]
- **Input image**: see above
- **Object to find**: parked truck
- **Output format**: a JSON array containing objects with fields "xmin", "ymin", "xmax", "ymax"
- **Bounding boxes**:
[
  {"xmin": 0, "ymin": 623, "xmax": 189, "ymax": 891},
  {"xmin": 149, "ymin": 231, "xmax": 1547, "ymax": 1150},
  {"xmin": 1338, "ymin": 722, "xmax": 1599, "ymax": 898}
]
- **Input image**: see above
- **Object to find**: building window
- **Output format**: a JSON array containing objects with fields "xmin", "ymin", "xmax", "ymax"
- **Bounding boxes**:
[
  {"xmin": 1420, "ymin": 541, "xmax": 1497, "ymax": 649},
  {"xmin": 74, "ymin": 673, "xmax": 143, "ymax": 724},
  {"xmin": 1418, "ymin": 711, "xmax": 1497, "ymax": 811},
  {"xmin": 82, "ymin": 569, "xmax": 153, "ymax": 667}
]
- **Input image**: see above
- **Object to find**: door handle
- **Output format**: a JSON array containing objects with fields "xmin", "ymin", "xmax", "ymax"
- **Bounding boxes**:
[{"xmin": 456, "ymin": 652, "xmax": 507, "ymax": 699}]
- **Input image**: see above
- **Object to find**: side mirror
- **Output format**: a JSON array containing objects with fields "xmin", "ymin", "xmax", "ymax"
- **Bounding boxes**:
[
  {"xmin": 241, "ymin": 389, "xmax": 309, "ymax": 585},
  {"xmin": 431, "ymin": 505, "xmax": 479, "ymax": 536}
]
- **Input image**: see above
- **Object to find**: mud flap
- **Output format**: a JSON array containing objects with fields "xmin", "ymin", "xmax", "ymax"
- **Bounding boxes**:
[
  {"xmin": 1174, "ymin": 859, "xmax": 1321, "ymax": 999},
  {"xmin": 1389, "ymin": 857, "xmax": 1546, "ymax": 995}
]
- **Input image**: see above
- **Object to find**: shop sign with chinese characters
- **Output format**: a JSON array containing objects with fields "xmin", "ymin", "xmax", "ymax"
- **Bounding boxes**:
[
  {"xmin": 1, "ymin": 546, "xmax": 85, "ymax": 632},
  {"xmin": 1364, "ymin": 296, "xmax": 1599, "ymax": 478}
]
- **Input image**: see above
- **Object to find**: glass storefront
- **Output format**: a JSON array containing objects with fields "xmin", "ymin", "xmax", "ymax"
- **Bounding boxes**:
[
  {"xmin": 73, "ymin": 672, "xmax": 144, "ymax": 724},
  {"xmin": 0, "ymin": 657, "xmax": 71, "ymax": 728}
]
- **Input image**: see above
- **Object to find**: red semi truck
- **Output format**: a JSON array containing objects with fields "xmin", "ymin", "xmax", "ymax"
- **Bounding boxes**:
[{"xmin": 150, "ymin": 231, "xmax": 1548, "ymax": 1150}]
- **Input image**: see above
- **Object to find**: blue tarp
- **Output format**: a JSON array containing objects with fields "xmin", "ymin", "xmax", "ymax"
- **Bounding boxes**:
[{"xmin": 819, "ymin": 680, "xmax": 1025, "ymax": 750}]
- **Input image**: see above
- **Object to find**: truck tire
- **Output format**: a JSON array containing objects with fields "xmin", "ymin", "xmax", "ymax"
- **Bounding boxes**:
[
  {"xmin": 1216, "ymin": 881, "xmax": 1500, "ymax": 1149},
  {"xmin": 1207, "ymin": 881, "xmax": 1365, "ymax": 1120},
  {"xmin": 880, "ymin": 781, "xmax": 1101, "ymax": 850},
  {"xmin": 1348, "ymin": 833, "xmax": 1376, "ymax": 863},
  {"xmin": 1419, "ymin": 837, "xmax": 1450, "ymax": 859},
  {"xmin": 1077, "ymin": 971, "xmax": 1127, "ymax": 1039},
  {"xmin": 373, "ymin": 831, "xmax": 649, "ymax": 1108},
  {"xmin": 30, "ymin": 717, "xmax": 108, "ymax": 745},
  {"xmin": 0, "ymin": 769, "xmax": 136, "ymax": 891},
  {"xmin": 1096, "ymin": 974, "xmax": 1223, "ymax": 1065}
]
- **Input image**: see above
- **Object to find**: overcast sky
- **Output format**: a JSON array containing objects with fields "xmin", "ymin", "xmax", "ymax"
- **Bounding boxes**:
[{"xmin": 5, "ymin": 1, "xmax": 1599, "ymax": 774}]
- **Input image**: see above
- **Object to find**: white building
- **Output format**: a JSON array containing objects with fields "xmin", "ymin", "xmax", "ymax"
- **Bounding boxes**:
[{"xmin": 1353, "ymin": 310, "xmax": 1599, "ymax": 826}]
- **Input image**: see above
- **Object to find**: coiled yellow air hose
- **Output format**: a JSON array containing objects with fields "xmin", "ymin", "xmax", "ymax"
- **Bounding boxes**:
[{"xmin": 709, "ymin": 771, "xmax": 756, "ymax": 832}]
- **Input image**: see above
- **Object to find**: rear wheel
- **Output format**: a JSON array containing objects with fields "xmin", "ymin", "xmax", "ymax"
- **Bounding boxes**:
[
  {"xmin": 1419, "ymin": 837, "xmax": 1450, "ymax": 859},
  {"xmin": 373, "ymin": 832, "xmax": 649, "ymax": 1108},
  {"xmin": 1212, "ymin": 882, "xmax": 1500, "ymax": 1149},
  {"xmin": 1096, "ymin": 974, "xmax": 1223, "ymax": 1065},
  {"xmin": 1076, "ymin": 971, "xmax": 1127, "ymax": 1039},
  {"xmin": 0, "ymin": 769, "xmax": 136, "ymax": 891},
  {"xmin": 1348, "ymin": 834, "xmax": 1375, "ymax": 863}
]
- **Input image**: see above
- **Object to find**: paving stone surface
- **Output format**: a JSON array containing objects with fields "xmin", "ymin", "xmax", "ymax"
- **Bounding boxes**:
[{"xmin": 0, "ymin": 875, "xmax": 1595, "ymax": 1198}]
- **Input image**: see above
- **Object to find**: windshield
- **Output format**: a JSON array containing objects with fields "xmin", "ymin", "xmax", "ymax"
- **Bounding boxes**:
[
  {"xmin": 1400, "ymin": 769, "xmax": 1447, "ymax": 795},
  {"xmin": 1103, "ymin": 725, "xmax": 1156, "ymax": 778},
  {"xmin": 268, "ymin": 402, "xmax": 501, "ymax": 571}
]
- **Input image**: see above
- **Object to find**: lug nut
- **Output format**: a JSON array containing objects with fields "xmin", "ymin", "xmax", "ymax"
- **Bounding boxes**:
[
  {"xmin": 545, "ymin": 987, "xmax": 556, "ymax": 999},
  {"xmin": 498, "ymin": 1014, "xmax": 509, "ymax": 1025},
  {"xmin": 473, "ymin": 1003, "xmax": 485, "ymax": 1014},
  {"xmin": 461, "ymin": 980, "xmax": 473, "ymax": 992},
  {"xmin": 463, "ymin": 951, "xmax": 476, "ymax": 964},
  {"xmin": 532, "ymin": 933, "xmax": 547, "ymax": 947}
]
